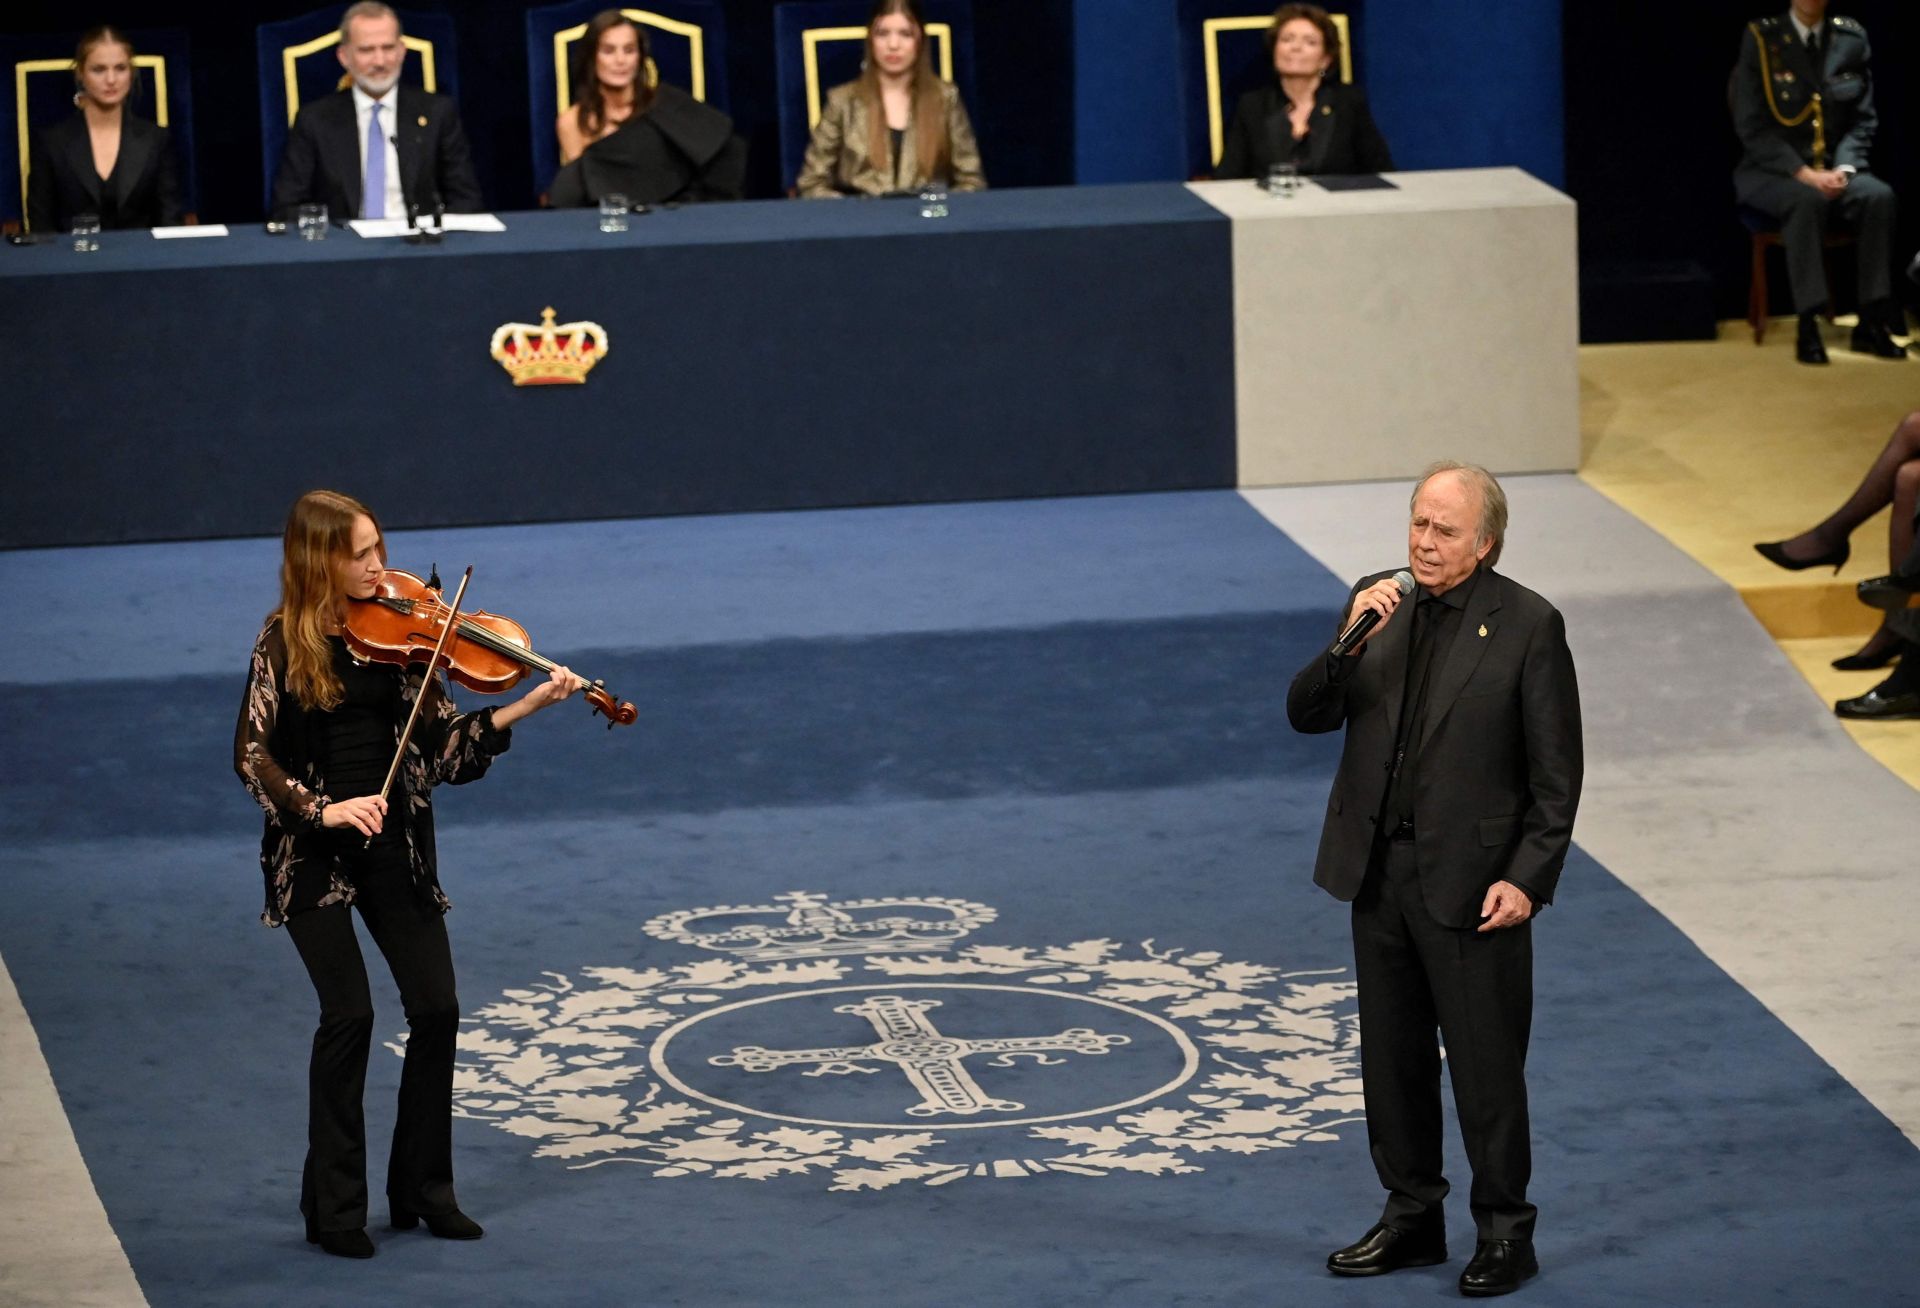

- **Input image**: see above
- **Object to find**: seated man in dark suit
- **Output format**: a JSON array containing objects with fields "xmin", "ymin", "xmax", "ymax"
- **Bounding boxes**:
[
  {"xmin": 1731, "ymin": 0, "xmax": 1905, "ymax": 365},
  {"xmin": 269, "ymin": 1, "xmax": 482, "ymax": 223}
]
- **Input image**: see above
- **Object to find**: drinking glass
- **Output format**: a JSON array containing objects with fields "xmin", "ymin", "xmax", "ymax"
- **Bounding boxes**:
[
  {"xmin": 918, "ymin": 185, "xmax": 949, "ymax": 219},
  {"xmin": 71, "ymin": 213, "xmax": 101, "ymax": 253},
  {"xmin": 599, "ymin": 194, "xmax": 630, "ymax": 233},
  {"xmin": 1266, "ymin": 162, "xmax": 1300, "ymax": 198},
  {"xmin": 297, "ymin": 203, "xmax": 328, "ymax": 240}
]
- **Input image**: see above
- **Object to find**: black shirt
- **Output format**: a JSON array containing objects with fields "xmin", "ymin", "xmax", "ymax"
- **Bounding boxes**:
[{"xmin": 1380, "ymin": 572, "xmax": 1477, "ymax": 831}]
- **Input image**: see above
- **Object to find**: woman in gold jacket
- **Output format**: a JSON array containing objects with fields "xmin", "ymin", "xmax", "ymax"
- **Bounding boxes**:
[{"xmin": 795, "ymin": 0, "xmax": 985, "ymax": 198}]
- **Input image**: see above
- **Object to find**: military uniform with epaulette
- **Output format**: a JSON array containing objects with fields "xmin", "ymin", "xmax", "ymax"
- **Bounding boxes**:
[{"xmin": 1732, "ymin": 10, "xmax": 1904, "ymax": 360}]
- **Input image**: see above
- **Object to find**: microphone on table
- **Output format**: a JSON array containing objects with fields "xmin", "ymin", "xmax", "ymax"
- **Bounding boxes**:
[{"xmin": 1331, "ymin": 570, "xmax": 1416, "ymax": 657}]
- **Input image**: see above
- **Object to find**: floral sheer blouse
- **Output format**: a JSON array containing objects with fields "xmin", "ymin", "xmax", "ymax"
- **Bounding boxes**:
[{"xmin": 234, "ymin": 618, "xmax": 511, "ymax": 927}]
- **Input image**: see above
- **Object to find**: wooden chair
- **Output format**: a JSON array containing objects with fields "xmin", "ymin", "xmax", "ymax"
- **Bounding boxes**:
[{"xmin": 1739, "ymin": 203, "xmax": 1847, "ymax": 345}]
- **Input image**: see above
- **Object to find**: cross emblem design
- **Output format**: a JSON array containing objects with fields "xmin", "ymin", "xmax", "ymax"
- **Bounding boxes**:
[{"xmin": 709, "ymin": 994, "xmax": 1130, "ymax": 1118}]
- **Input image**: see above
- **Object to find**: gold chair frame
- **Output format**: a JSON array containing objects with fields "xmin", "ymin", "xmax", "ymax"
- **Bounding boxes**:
[
  {"xmin": 1202, "ymin": 12, "xmax": 1350, "ymax": 167},
  {"xmin": 801, "ymin": 23, "xmax": 953, "ymax": 129}
]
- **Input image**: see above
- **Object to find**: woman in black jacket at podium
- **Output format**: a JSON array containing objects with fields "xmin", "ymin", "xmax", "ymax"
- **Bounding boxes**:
[
  {"xmin": 1215, "ymin": 3, "xmax": 1394, "ymax": 181},
  {"xmin": 27, "ymin": 25, "xmax": 182, "ymax": 234}
]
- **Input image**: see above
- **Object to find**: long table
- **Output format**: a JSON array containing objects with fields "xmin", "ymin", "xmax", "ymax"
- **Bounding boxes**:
[{"xmin": 0, "ymin": 174, "xmax": 1575, "ymax": 549}]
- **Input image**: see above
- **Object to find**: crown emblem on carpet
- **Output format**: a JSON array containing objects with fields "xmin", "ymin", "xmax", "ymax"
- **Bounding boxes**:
[
  {"xmin": 489, "ymin": 307, "xmax": 608, "ymax": 385},
  {"xmin": 642, "ymin": 891, "xmax": 997, "ymax": 962}
]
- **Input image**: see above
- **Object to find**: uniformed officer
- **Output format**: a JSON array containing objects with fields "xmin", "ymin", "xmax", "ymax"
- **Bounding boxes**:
[{"xmin": 1732, "ymin": 0, "xmax": 1906, "ymax": 365}]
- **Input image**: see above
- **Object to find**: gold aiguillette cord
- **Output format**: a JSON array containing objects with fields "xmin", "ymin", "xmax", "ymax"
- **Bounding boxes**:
[{"xmin": 366, "ymin": 565, "xmax": 473, "ymax": 849}]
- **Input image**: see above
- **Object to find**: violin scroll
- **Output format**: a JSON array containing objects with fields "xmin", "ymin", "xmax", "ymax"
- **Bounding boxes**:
[{"xmin": 585, "ymin": 682, "xmax": 638, "ymax": 728}]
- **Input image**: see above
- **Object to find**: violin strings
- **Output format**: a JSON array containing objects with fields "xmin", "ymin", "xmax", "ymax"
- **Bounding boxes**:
[{"xmin": 380, "ymin": 594, "xmax": 579, "ymax": 685}]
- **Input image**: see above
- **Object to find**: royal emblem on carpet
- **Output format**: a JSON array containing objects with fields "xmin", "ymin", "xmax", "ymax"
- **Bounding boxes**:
[{"xmin": 413, "ymin": 891, "xmax": 1362, "ymax": 1190}]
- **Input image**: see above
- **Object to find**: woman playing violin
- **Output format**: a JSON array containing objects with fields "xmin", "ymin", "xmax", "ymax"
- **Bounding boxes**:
[{"xmin": 233, "ymin": 489, "xmax": 585, "ymax": 1259}]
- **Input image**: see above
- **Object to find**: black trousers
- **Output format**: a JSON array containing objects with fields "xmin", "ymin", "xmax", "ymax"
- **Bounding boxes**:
[
  {"xmin": 285, "ymin": 843, "xmax": 460, "ymax": 1233},
  {"xmin": 1351, "ymin": 835, "xmax": 1535, "ymax": 1242},
  {"xmin": 1741, "ymin": 171, "xmax": 1897, "ymax": 315}
]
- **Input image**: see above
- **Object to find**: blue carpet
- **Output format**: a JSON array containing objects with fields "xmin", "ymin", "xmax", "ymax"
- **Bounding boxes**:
[{"xmin": 1, "ymin": 491, "xmax": 1915, "ymax": 1307}]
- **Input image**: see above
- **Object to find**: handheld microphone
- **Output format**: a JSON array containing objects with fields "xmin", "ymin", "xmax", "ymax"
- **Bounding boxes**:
[{"xmin": 1331, "ymin": 570, "xmax": 1416, "ymax": 656}]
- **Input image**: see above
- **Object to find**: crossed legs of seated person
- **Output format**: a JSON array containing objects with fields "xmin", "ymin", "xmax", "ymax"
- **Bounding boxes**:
[{"xmin": 1756, "ymin": 411, "xmax": 1920, "ymax": 669}]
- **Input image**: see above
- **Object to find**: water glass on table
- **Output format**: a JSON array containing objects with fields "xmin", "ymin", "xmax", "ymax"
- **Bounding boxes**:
[
  {"xmin": 1266, "ymin": 162, "xmax": 1300, "ymax": 198},
  {"xmin": 918, "ymin": 185, "xmax": 948, "ymax": 219},
  {"xmin": 71, "ymin": 213, "xmax": 100, "ymax": 253},
  {"xmin": 599, "ymin": 194, "xmax": 630, "ymax": 233},
  {"xmin": 297, "ymin": 204, "xmax": 328, "ymax": 240}
]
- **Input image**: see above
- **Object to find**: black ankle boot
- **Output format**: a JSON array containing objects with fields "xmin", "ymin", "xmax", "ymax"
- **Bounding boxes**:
[
  {"xmin": 306, "ymin": 1218, "xmax": 375, "ymax": 1259},
  {"xmin": 391, "ymin": 1205, "xmax": 484, "ymax": 1239}
]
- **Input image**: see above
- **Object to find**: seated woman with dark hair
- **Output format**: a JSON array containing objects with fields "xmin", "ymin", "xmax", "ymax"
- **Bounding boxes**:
[
  {"xmin": 1215, "ymin": 3, "xmax": 1394, "ymax": 180},
  {"xmin": 795, "ymin": 0, "xmax": 984, "ymax": 198},
  {"xmin": 548, "ymin": 9, "xmax": 744, "ymax": 206},
  {"xmin": 27, "ymin": 24, "xmax": 182, "ymax": 233}
]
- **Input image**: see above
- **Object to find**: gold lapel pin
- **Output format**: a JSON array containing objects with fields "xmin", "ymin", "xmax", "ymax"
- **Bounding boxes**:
[
  {"xmin": 417, "ymin": 115, "xmax": 428, "ymax": 127},
  {"xmin": 1478, "ymin": 624, "xmax": 1488, "ymax": 638}
]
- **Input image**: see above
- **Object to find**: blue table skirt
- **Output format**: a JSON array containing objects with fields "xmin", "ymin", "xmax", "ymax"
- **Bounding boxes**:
[{"xmin": 1, "ymin": 185, "xmax": 1235, "ymax": 547}]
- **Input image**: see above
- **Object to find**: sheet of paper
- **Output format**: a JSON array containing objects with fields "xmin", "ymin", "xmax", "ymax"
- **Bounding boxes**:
[
  {"xmin": 438, "ymin": 213, "xmax": 506, "ymax": 233},
  {"xmin": 347, "ymin": 219, "xmax": 412, "ymax": 238},
  {"xmin": 151, "ymin": 224, "xmax": 230, "ymax": 239},
  {"xmin": 347, "ymin": 213, "xmax": 506, "ymax": 238}
]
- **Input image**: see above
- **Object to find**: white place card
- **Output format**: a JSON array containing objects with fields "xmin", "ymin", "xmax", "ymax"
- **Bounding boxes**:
[{"xmin": 151, "ymin": 224, "xmax": 230, "ymax": 239}]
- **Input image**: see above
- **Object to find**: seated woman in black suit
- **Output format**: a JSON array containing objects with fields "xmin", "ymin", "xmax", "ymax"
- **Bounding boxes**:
[
  {"xmin": 1215, "ymin": 3, "xmax": 1394, "ymax": 181},
  {"xmin": 27, "ymin": 25, "xmax": 182, "ymax": 233},
  {"xmin": 547, "ymin": 9, "xmax": 744, "ymax": 207}
]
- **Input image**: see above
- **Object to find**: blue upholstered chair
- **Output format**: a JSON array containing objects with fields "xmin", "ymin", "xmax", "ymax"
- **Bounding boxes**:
[
  {"xmin": 771, "ymin": 0, "xmax": 976, "ymax": 193},
  {"xmin": 3, "ymin": 29, "xmax": 198, "ymax": 232},
  {"xmin": 524, "ymin": 1, "xmax": 730, "ymax": 199},
  {"xmin": 255, "ymin": 4, "xmax": 460, "ymax": 211},
  {"xmin": 1175, "ymin": 0, "xmax": 1356, "ymax": 178}
]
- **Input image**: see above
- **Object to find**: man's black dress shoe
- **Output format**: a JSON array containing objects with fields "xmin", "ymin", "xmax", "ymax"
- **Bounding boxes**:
[
  {"xmin": 1857, "ymin": 573, "xmax": 1920, "ymax": 611},
  {"xmin": 391, "ymin": 1205, "xmax": 484, "ymax": 1239},
  {"xmin": 1797, "ymin": 315, "xmax": 1829, "ymax": 365},
  {"xmin": 1459, "ymin": 1239, "xmax": 1538, "ymax": 1296},
  {"xmin": 1834, "ymin": 688, "xmax": 1920, "ymax": 720},
  {"xmin": 306, "ymin": 1225, "xmax": 375, "ymax": 1258},
  {"xmin": 1326, "ymin": 1221, "xmax": 1447, "ymax": 1276},
  {"xmin": 1851, "ymin": 322, "xmax": 1909, "ymax": 360}
]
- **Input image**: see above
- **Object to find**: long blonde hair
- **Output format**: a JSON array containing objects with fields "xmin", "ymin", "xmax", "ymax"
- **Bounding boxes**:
[
  {"xmin": 273, "ymin": 489, "xmax": 384, "ymax": 711},
  {"xmin": 856, "ymin": 0, "xmax": 948, "ymax": 182}
]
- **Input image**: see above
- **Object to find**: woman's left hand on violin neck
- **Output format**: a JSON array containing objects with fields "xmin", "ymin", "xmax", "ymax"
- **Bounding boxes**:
[{"xmin": 490, "ymin": 663, "xmax": 590, "ymax": 729}]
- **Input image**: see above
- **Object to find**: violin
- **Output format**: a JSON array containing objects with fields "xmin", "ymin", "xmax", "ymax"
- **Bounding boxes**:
[{"xmin": 343, "ymin": 568, "xmax": 637, "ymax": 727}]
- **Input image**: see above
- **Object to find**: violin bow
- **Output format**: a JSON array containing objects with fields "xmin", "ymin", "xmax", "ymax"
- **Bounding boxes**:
[{"xmin": 369, "ymin": 565, "xmax": 473, "ymax": 845}]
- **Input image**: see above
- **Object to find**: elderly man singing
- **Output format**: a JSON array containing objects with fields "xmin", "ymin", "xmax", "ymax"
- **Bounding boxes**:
[{"xmin": 1287, "ymin": 462, "xmax": 1583, "ymax": 1298}]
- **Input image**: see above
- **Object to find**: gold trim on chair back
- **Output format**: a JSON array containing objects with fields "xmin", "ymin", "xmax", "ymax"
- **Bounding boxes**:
[
  {"xmin": 1201, "ymin": 12, "xmax": 1350, "ymax": 167},
  {"xmin": 554, "ymin": 9, "xmax": 704, "ymax": 117},
  {"xmin": 16, "ymin": 54, "xmax": 169, "ymax": 227},
  {"xmin": 801, "ymin": 23, "xmax": 953, "ymax": 129},
  {"xmin": 282, "ymin": 31, "xmax": 437, "ymax": 126}
]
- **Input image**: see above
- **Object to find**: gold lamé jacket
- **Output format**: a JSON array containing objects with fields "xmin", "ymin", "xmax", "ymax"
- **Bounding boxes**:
[{"xmin": 795, "ymin": 80, "xmax": 986, "ymax": 198}]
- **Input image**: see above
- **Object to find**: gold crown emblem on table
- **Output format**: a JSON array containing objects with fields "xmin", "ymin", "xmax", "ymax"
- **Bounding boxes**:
[{"xmin": 489, "ymin": 307, "xmax": 608, "ymax": 385}]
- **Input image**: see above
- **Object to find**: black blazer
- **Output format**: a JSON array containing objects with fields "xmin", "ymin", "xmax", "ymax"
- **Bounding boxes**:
[
  {"xmin": 1216, "ymin": 79, "xmax": 1395, "ymax": 179},
  {"xmin": 547, "ymin": 84, "xmax": 745, "ymax": 207},
  {"xmin": 269, "ymin": 86, "xmax": 483, "ymax": 222},
  {"xmin": 27, "ymin": 110, "xmax": 182, "ymax": 233},
  {"xmin": 1286, "ymin": 568, "xmax": 1582, "ymax": 929}
]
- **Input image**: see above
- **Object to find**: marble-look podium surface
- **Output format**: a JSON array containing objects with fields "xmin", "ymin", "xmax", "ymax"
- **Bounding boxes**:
[{"xmin": 1191, "ymin": 168, "xmax": 1578, "ymax": 488}]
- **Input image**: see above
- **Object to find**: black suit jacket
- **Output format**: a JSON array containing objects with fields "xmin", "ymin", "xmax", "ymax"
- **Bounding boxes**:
[
  {"xmin": 269, "ymin": 86, "xmax": 482, "ymax": 222},
  {"xmin": 1287, "ymin": 568, "xmax": 1582, "ymax": 929},
  {"xmin": 27, "ymin": 111, "xmax": 182, "ymax": 233},
  {"xmin": 1216, "ymin": 79, "xmax": 1395, "ymax": 180}
]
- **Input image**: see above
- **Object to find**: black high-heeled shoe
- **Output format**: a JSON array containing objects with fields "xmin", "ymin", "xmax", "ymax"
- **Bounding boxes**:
[
  {"xmin": 306, "ymin": 1217, "xmax": 375, "ymax": 1258},
  {"xmin": 390, "ymin": 1205, "xmax": 484, "ymax": 1240},
  {"xmin": 1832, "ymin": 627, "xmax": 1902, "ymax": 671},
  {"xmin": 1755, "ymin": 539, "xmax": 1849, "ymax": 573}
]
